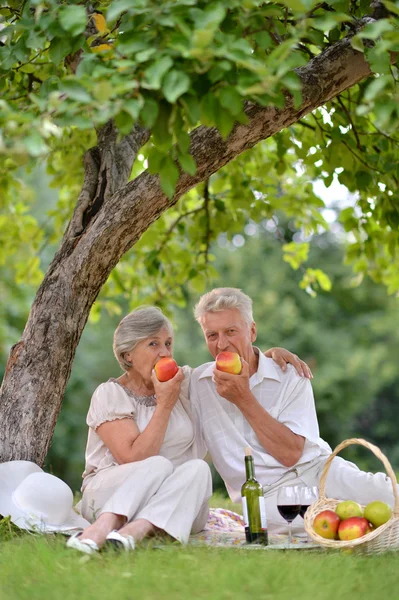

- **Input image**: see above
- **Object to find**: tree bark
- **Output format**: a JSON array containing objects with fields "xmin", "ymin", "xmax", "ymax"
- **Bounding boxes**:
[{"xmin": 0, "ymin": 29, "xmax": 374, "ymax": 464}]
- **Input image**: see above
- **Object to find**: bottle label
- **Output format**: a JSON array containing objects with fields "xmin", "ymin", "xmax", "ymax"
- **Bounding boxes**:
[
  {"xmin": 259, "ymin": 496, "xmax": 267, "ymax": 529},
  {"xmin": 241, "ymin": 496, "xmax": 249, "ymax": 527}
]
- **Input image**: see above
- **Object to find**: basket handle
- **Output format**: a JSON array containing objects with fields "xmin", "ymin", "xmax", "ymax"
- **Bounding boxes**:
[{"xmin": 318, "ymin": 437, "xmax": 399, "ymax": 516}]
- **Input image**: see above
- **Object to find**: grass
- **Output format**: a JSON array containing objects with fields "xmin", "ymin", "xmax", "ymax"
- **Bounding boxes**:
[{"xmin": 1, "ymin": 494, "xmax": 399, "ymax": 600}]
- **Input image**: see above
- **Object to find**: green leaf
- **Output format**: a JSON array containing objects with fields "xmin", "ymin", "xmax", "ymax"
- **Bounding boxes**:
[
  {"xmin": 217, "ymin": 109, "xmax": 236, "ymax": 139},
  {"xmin": 356, "ymin": 170, "xmax": 373, "ymax": 190},
  {"xmin": 162, "ymin": 70, "xmax": 191, "ymax": 103},
  {"xmin": 159, "ymin": 157, "xmax": 179, "ymax": 199},
  {"xmin": 312, "ymin": 13, "xmax": 351, "ymax": 32},
  {"xmin": 365, "ymin": 47, "xmax": 391, "ymax": 74},
  {"xmin": 114, "ymin": 110, "xmax": 134, "ymax": 134},
  {"xmin": 107, "ymin": 0, "xmax": 136, "ymax": 22},
  {"xmin": 24, "ymin": 132, "xmax": 49, "ymax": 157},
  {"xmin": 364, "ymin": 75, "xmax": 391, "ymax": 102},
  {"xmin": 140, "ymin": 97, "xmax": 159, "ymax": 128},
  {"xmin": 253, "ymin": 31, "xmax": 272, "ymax": 50},
  {"xmin": 200, "ymin": 93, "xmax": 219, "ymax": 127},
  {"xmin": 176, "ymin": 130, "xmax": 191, "ymax": 154},
  {"xmin": 147, "ymin": 147, "xmax": 165, "ymax": 174},
  {"xmin": 181, "ymin": 96, "xmax": 200, "ymax": 125},
  {"xmin": 358, "ymin": 19, "xmax": 394, "ymax": 40},
  {"xmin": 282, "ymin": 241, "xmax": 309, "ymax": 269},
  {"xmin": 382, "ymin": 0, "xmax": 399, "ymax": 15},
  {"xmin": 123, "ymin": 97, "xmax": 144, "ymax": 120},
  {"xmin": 315, "ymin": 269, "xmax": 332, "ymax": 291},
  {"xmin": 178, "ymin": 152, "xmax": 197, "ymax": 175},
  {"xmin": 59, "ymin": 5, "xmax": 87, "ymax": 37},
  {"xmin": 351, "ymin": 35, "xmax": 364, "ymax": 53},
  {"xmin": 60, "ymin": 81, "xmax": 91, "ymax": 103},
  {"xmin": 152, "ymin": 102, "xmax": 173, "ymax": 150},
  {"xmin": 143, "ymin": 56, "xmax": 173, "ymax": 90},
  {"xmin": 49, "ymin": 37, "xmax": 73, "ymax": 65},
  {"xmin": 218, "ymin": 86, "xmax": 243, "ymax": 116}
]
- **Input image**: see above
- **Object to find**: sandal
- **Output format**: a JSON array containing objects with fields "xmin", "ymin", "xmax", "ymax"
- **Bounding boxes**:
[
  {"xmin": 66, "ymin": 531, "xmax": 99, "ymax": 555},
  {"xmin": 105, "ymin": 530, "xmax": 136, "ymax": 552}
]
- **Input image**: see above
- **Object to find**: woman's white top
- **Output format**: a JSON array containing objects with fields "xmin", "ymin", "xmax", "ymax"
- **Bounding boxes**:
[{"xmin": 82, "ymin": 365, "xmax": 199, "ymax": 491}]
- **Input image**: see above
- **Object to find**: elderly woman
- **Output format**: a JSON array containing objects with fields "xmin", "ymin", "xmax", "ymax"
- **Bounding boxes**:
[{"xmin": 67, "ymin": 306, "xmax": 310, "ymax": 554}]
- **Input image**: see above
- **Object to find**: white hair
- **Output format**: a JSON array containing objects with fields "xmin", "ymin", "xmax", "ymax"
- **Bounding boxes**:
[
  {"xmin": 113, "ymin": 306, "xmax": 173, "ymax": 371},
  {"xmin": 194, "ymin": 287, "xmax": 254, "ymax": 326}
]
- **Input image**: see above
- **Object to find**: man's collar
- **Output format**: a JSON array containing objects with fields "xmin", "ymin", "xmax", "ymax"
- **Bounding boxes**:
[
  {"xmin": 198, "ymin": 347, "xmax": 281, "ymax": 383},
  {"xmin": 251, "ymin": 348, "xmax": 281, "ymax": 384}
]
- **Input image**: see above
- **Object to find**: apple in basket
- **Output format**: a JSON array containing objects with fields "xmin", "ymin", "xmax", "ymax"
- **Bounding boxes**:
[
  {"xmin": 364, "ymin": 501, "xmax": 392, "ymax": 528},
  {"xmin": 313, "ymin": 510, "xmax": 341, "ymax": 539},
  {"xmin": 335, "ymin": 500, "xmax": 363, "ymax": 520},
  {"xmin": 338, "ymin": 516, "xmax": 370, "ymax": 541}
]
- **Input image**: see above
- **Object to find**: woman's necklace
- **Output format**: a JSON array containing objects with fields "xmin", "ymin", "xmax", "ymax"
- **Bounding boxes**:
[{"xmin": 110, "ymin": 373, "xmax": 157, "ymax": 406}]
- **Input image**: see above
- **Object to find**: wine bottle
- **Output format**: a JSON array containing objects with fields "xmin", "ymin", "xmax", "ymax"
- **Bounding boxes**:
[{"xmin": 241, "ymin": 447, "xmax": 268, "ymax": 545}]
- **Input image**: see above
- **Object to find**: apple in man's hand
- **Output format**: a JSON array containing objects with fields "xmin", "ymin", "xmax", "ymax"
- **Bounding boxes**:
[
  {"xmin": 154, "ymin": 358, "xmax": 179, "ymax": 382},
  {"xmin": 338, "ymin": 516, "xmax": 370, "ymax": 541},
  {"xmin": 313, "ymin": 510, "xmax": 341, "ymax": 539},
  {"xmin": 215, "ymin": 352, "xmax": 242, "ymax": 375}
]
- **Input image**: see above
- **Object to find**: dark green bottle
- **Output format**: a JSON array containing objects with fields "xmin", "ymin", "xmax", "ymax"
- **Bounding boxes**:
[{"xmin": 241, "ymin": 447, "xmax": 268, "ymax": 545}]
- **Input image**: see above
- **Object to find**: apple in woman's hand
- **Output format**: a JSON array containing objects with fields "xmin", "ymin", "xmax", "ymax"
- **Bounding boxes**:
[
  {"xmin": 216, "ymin": 352, "xmax": 242, "ymax": 374},
  {"xmin": 154, "ymin": 358, "xmax": 179, "ymax": 382}
]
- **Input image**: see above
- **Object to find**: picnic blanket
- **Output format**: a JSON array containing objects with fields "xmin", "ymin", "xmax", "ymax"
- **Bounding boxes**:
[{"xmin": 189, "ymin": 508, "xmax": 319, "ymax": 549}]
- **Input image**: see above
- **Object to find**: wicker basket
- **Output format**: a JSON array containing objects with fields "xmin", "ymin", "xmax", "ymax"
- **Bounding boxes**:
[{"xmin": 304, "ymin": 438, "xmax": 399, "ymax": 554}]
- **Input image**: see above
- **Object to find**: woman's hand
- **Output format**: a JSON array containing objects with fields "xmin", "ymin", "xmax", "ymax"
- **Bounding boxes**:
[
  {"xmin": 151, "ymin": 367, "xmax": 185, "ymax": 411},
  {"xmin": 264, "ymin": 347, "xmax": 313, "ymax": 379}
]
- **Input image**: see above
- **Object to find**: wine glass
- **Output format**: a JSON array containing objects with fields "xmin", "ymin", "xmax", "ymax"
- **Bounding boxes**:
[
  {"xmin": 277, "ymin": 486, "xmax": 301, "ymax": 548},
  {"xmin": 299, "ymin": 486, "xmax": 319, "ymax": 543},
  {"xmin": 299, "ymin": 486, "xmax": 318, "ymax": 519}
]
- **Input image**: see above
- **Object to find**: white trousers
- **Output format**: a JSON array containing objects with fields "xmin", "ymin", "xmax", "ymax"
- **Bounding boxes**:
[
  {"xmin": 262, "ymin": 456, "xmax": 398, "ymax": 535},
  {"xmin": 81, "ymin": 457, "xmax": 212, "ymax": 544}
]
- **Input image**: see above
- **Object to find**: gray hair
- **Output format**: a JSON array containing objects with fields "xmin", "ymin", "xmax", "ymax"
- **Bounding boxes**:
[
  {"xmin": 113, "ymin": 306, "xmax": 173, "ymax": 371},
  {"xmin": 194, "ymin": 288, "xmax": 254, "ymax": 326}
]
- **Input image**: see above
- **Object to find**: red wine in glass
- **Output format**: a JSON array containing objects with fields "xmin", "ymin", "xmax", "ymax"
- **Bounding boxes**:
[
  {"xmin": 278, "ymin": 505, "xmax": 301, "ymax": 522},
  {"xmin": 277, "ymin": 486, "xmax": 301, "ymax": 547},
  {"xmin": 299, "ymin": 505, "xmax": 310, "ymax": 518}
]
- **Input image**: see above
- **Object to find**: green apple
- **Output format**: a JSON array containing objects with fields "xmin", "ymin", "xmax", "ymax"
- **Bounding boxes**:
[
  {"xmin": 364, "ymin": 501, "xmax": 392, "ymax": 528},
  {"xmin": 335, "ymin": 500, "xmax": 363, "ymax": 520}
]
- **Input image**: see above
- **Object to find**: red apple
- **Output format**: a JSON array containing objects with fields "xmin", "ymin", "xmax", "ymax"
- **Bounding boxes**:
[
  {"xmin": 313, "ymin": 510, "xmax": 341, "ymax": 539},
  {"xmin": 215, "ymin": 351, "xmax": 241, "ymax": 375},
  {"xmin": 154, "ymin": 357, "xmax": 179, "ymax": 382},
  {"xmin": 338, "ymin": 516, "xmax": 370, "ymax": 541}
]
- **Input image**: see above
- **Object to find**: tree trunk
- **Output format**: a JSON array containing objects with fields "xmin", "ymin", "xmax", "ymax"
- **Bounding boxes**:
[{"xmin": 0, "ymin": 31, "xmax": 373, "ymax": 464}]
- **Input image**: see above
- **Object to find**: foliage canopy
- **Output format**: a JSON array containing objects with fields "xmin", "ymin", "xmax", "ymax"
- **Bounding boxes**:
[{"xmin": 1, "ymin": 0, "xmax": 399, "ymax": 308}]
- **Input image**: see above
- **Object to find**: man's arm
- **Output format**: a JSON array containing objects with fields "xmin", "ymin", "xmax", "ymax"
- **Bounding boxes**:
[{"xmin": 212, "ymin": 361, "xmax": 305, "ymax": 467}]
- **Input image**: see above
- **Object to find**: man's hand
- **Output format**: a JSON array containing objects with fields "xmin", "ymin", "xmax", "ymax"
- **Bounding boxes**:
[
  {"xmin": 264, "ymin": 347, "xmax": 313, "ymax": 379},
  {"xmin": 213, "ymin": 359, "xmax": 252, "ymax": 406}
]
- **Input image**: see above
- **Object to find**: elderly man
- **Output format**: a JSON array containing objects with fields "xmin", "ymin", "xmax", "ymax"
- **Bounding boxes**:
[{"xmin": 189, "ymin": 287, "xmax": 394, "ymax": 533}]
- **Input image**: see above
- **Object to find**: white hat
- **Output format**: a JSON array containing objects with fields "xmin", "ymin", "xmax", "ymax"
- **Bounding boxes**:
[{"xmin": 0, "ymin": 461, "xmax": 90, "ymax": 533}]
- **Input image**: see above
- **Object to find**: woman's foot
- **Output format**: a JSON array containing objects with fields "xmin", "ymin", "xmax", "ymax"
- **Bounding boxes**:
[
  {"xmin": 66, "ymin": 512, "xmax": 126, "ymax": 552},
  {"xmin": 105, "ymin": 530, "xmax": 136, "ymax": 552},
  {"xmin": 66, "ymin": 532, "xmax": 99, "ymax": 555},
  {"xmin": 115, "ymin": 518, "xmax": 156, "ymax": 546}
]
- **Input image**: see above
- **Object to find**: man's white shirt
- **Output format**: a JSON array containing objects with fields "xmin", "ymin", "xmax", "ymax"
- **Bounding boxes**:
[{"xmin": 189, "ymin": 348, "xmax": 331, "ymax": 503}]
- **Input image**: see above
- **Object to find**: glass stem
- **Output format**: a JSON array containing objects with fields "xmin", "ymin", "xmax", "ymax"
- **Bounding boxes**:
[{"xmin": 288, "ymin": 521, "xmax": 292, "ymax": 548}]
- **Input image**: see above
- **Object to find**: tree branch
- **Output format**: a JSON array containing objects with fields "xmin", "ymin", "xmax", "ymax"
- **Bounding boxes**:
[{"xmin": 0, "ymin": 19, "xmax": 384, "ymax": 465}]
